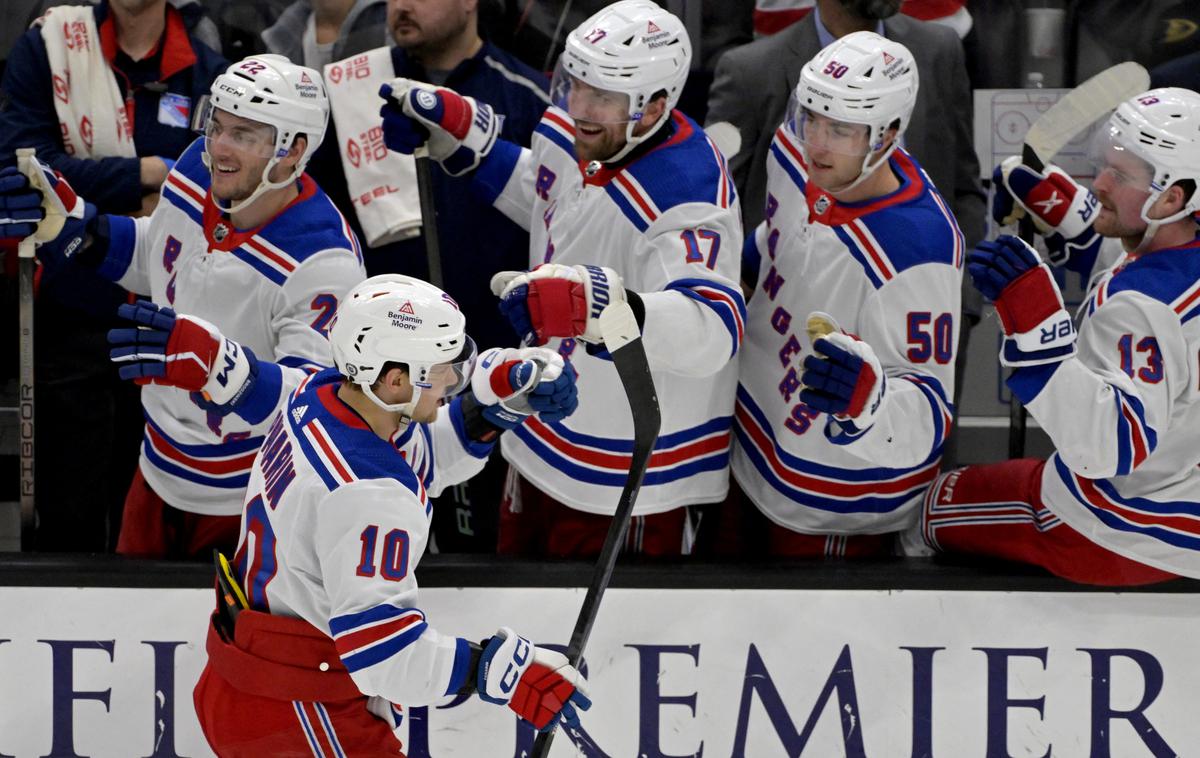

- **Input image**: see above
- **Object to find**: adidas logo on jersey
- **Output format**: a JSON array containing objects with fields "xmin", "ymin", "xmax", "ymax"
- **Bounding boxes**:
[{"xmin": 291, "ymin": 405, "xmax": 308, "ymax": 425}]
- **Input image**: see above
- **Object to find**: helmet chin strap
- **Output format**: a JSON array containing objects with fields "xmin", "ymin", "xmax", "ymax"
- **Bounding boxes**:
[
  {"xmin": 600, "ymin": 110, "xmax": 670, "ymax": 165},
  {"xmin": 202, "ymin": 149, "xmax": 301, "ymax": 216},
  {"xmin": 361, "ymin": 381, "xmax": 421, "ymax": 421},
  {"xmin": 1133, "ymin": 190, "xmax": 1195, "ymax": 254}
]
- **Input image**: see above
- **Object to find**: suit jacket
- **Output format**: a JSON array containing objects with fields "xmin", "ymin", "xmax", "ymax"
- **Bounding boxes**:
[{"xmin": 706, "ymin": 13, "xmax": 985, "ymax": 248}]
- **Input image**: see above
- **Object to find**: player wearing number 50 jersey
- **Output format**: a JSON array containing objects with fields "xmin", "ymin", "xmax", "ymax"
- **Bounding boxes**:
[
  {"xmin": 919, "ymin": 88, "xmax": 1200, "ymax": 585},
  {"xmin": 0, "ymin": 54, "xmax": 366, "ymax": 559},
  {"xmin": 729, "ymin": 32, "xmax": 964, "ymax": 557},
  {"xmin": 379, "ymin": 0, "xmax": 745, "ymax": 557}
]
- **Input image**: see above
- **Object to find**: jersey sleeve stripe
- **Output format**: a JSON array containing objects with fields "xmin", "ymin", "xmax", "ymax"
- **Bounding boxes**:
[
  {"xmin": 898, "ymin": 373, "xmax": 955, "ymax": 452},
  {"xmin": 331, "ymin": 605, "xmax": 430, "ymax": 673},
  {"xmin": 1173, "ymin": 279, "xmax": 1200, "ymax": 315},
  {"xmin": 666, "ymin": 278, "xmax": 746, "ymax": 356},
  {"xmin": 832, "ymin": 226, "xmax": 885, "ymax": 289},
  {"xmin": 846, "ymin": 220, "xmax": 896, "ymax": 282},
  {"xmin": 735, "ymin": 386, "xmax": 941, "ymax": 502},
  {"xmin": 1114, "ymin": 390, "xmax": 1156, "ymax": 475},
  {"xmin": 304, "ymin": 419, "xmax": 356, "ymax": 484},
  {"xmin": 231, "ymin": 247, "xmax": 288, "ymax": 285},
  {"xmin": 611, "ymin": 171, "xmax": 660, "ymax": 228},
  {"xmin": 1055, "ymin": 457, "xmax": 1200, "ymax": 548},
  {"xmin": 604, "ymin": 182, "xmax": 651, "ymax": 232},
  {"xmin": 98, "ymin": 215, "xmax": 137, "ymax": 282},
  {"xmin": 535, "ymin": 109, "xmax": 576, "ymax": 158},
  {"xmin": 144, "ymin": 421, "xmax": 260, "ymax": 475},
  {"xmin": 704, "ymin": 137, "xmax": 733, "ymax": 209},
  {"xmin": 519, "ymin": 416, "xmax": 730, "ymax": 471},
  {"xmin": 926, "ymin": 184, "xmax": 965, "ymax": 269}
]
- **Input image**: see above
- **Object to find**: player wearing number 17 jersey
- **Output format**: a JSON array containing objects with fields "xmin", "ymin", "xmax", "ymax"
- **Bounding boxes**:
[
  {"xmin": 729, "ymin": 33, "xmax": 963, "ymax": 556},
  {"xmin": 379, "ymin": 0, "xmax": 745, "ymax": 557}
]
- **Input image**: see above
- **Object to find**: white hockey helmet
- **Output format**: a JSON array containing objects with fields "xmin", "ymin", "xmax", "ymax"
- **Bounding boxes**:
[
  {"xmin": 203, "ymin": 54, "xmax": 329, "ymax": 213},
  {"xmin": 1088, "ymin": 87, "xmax": 1200, "ymax": 244},
  {"xmin": 550, "ymin": 0, "xmax": 691, "ymax": 157},
  {"xmin": 790, "ymin": 31, "xmax": 918, "ymax": 190},
  {"xmin": 330, "ymin": 275, "xmax": 477, "ymax": 417}
]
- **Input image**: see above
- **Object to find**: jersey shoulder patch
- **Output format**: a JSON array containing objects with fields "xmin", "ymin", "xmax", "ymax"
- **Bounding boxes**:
[
  {"xmin": 620, "ymin": 110, "xmax": 735, "ymax": 215},
  {"xmin": 1107, "ymin": 242, "xmax": 1200, "ymax": 321},
  {"xmin": 288, "ymin": 372, "xmax": 422, "ymax": 497},
  {"xmin": 259, "ymin": 180, "xmax": 363, "ymax": 268}
]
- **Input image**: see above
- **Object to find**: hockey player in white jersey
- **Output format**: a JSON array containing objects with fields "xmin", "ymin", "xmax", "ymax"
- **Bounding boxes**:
[
  {"xmin": 378, "ymin": 0, "xmax": 746, "ymax": 558},
  {"xmin": 920, "ymin": 88, "xmax": 1200, "ymax": 585},
  {"xmin": 185, "ymin": 274, "xmax": 588, "ymax": 754},
  {"xmin": 0, "ymin": 54, "xmax": 366, "ymax": 559},
  {"xmin": 722, "ymin": 32, "xmax": 963, "ymax": 557}
]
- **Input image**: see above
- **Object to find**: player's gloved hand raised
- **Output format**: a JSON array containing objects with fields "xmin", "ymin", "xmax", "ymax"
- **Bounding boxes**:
[
  {"xmin": 492, "ymin": 264, "xmax": 628, "ymax": 345},
  {"xmin": 0, "ymin": 159, "xmax": 97, "ymax": 272},
  {"xmin": 379, "ymin": 79, "xmax": 498, "ymax": 175},
  {"xmin": 477, "ymin": 627, "xmax": 591, "ymax": 732},
  {"xmin": 107, "ymin": 301, "xmax": 261, "ymax": 410},
  {"xmin": 968, "ymin": 235, "xmax": 1076, "ymax": 366},
  {"xmin": 471, "ymin": 347, "xmax": 579, "ymax": 429},
  {"xmin": 800, "ymin": 325, "xmax": 887, "ymax": 439},
  {"xmin": 992, "ymin": 156, "xmax": 1102, "ymax": 268}
]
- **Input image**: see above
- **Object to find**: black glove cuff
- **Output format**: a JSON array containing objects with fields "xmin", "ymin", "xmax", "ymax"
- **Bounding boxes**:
[
  {"xmin": 73, "ymin": 212, "xmax": 110, "ymax": 270},
  {"xmin": 624, "ymin": 288, "xmax": 645, "ymax": 330},
  {"xmin": 457, "ymin": 640, "xmax": 484, "ymax": 696},
  {"xmin": 460, "ymin": 391, "xmax": 507, "ymax": 443}
]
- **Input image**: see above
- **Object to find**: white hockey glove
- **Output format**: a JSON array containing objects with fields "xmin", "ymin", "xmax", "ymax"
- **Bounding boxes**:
[
  {"xmin": 379, "ymin": 78, "xmax": 498, "ymax": 176},
  {"xmin": 471, "ymin": 347, "xmax": 579, "ymax": 429},
  {"xmin": 492, "ymin": 264, "xmax": 628, "ymax": 345},
  {"xmin": 477, "ymin": 627, "xmax": 591, "ymax": 732}
]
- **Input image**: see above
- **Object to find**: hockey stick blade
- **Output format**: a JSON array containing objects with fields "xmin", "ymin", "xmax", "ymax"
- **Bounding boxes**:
[
  {"xmin": 532, "ymin": 301, "xmax": 661, "ymax": 757},
  {"xmin": 1023, "ymin": 61, "xmax": 1150, "ymax": 170}
]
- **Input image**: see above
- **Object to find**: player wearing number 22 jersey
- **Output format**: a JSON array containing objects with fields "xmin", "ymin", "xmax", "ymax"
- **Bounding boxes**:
[{"xmin": 731, "ymin": 32, "xmax": 963, "ymax": 556}]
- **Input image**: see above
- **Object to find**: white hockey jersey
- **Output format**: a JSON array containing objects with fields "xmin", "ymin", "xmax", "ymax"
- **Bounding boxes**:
[
  {"xmin": 232, "ymin": 369, "xmax": 493, "ymax": 704},
  {"xmin": 103, "ymin": 138, "xmax": 366, "ymax": 516},
  {"xmin": 1013, "ymin": 240, "xmax": 1200, "ymax": 577},
  {"xmin": 472, "ymin": 108, "xmax": 746, "ymax": 515},
  {"xmin": 732, "ymin": 126, "xmax": 963, "ymax": 534}
]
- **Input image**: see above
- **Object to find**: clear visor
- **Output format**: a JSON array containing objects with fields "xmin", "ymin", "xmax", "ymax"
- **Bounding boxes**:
[
  {"xmin": 201, "ymin": 102, "xmax": 280, "ymax": 160},
  {"xmin": 1086, "ymin": 123, "xmax": 1156, "ymax": 193},
  {"xmin": 415, "ymin": 335, "xmax": 477, "ymax": 400},
  {"xmin": 791, "ymin": 105, "xmax": 872, "ymax": 158},
  {"xmin": 550, "ymin": 58, "xmax": 635, "ymax": 125}
]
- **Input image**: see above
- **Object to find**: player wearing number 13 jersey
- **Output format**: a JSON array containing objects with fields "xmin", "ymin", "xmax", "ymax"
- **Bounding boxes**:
[
  {"xmin": 919, "ymin": 88, "xmax": 1200, "ymax": 584},
  {"xmin": 379, "ymin": 1, "xmax": 745, "ymax": 555},
  {"xmin": 729, "ymin": 33, "xmax": 963, "ymax": 556}
]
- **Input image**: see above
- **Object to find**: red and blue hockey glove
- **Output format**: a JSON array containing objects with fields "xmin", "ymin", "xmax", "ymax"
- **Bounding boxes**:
[
  {"xmin": 379, "ymin": 79, "xmax": 498, "ymax": 176},
  {"xmin": 471, "ymin": 347, "xmax": 579, "ymax": 429},
  {"xmin": 992, "ymin": 156, "xmax": 1103, "ymax": 268},
  {"xmin": 491, "ymin": 264, "xmax": 628, "ymax": 345},
  {"xmin": 968, "ymin": 235, "xmax": 1076, "ymax": 367},
  {"xmin": 477, "ymin": 627, "xmax": 591, "ymax": 732},
  {"xmin": 0, "ymin": 160, "xmax": 98, "ymax": 272},
  {"xmin": 801, "ymin": 330, "xmax": 887, "ymax": 439},
  {"xmin": 107, "ymin": 301, "xmax": 260, "ymax": 409}
]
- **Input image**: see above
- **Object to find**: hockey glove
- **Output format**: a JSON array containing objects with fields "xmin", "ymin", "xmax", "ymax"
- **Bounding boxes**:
[
  {"xmin": 968, "ymin": 235, "xmax": 1076, "ymax": 367},
  {"xmin": 471, "ymin": 347, "xmax": 579, "ymax": 429},
  {"xmin": 107, "ymin": 301, "xmax": 261, "ymax": 409},
  {"xmin": 491, "ymin": 264, "xmax": 628, "ymax": 345},
  {"xmin": 992, "ymin": 156, "xmax": 1103, "ymax": 268},
  {"xmin": 379, "ymin": 79, "xmax": 498, "ymax": 176},
  {"xmin": 477, "ymin": 627, "xmax": 591, "ymax": 732},
  {"xmin": 0, "ymin": 161, "xmax": 98, "ymax": 273},
  {"xmin": 801, "ymin": 330, "xmax": 887, "ymax": 440}
]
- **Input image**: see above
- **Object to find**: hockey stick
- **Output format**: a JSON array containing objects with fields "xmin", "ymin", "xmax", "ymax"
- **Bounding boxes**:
[
  {"xmin": 1006, "ymin": 61, "xmax": 1149, "ymax": 458},
  {"xmin": 16, "ymin": 148, "xmax": 36, "ymax": 546},
  {"xmin": 532, "ymin": 301, "xmax": 661, "ymax": 758},
  {"xmin": 413, "ymin": 144, "xmax": 445, "ymax": 290}
]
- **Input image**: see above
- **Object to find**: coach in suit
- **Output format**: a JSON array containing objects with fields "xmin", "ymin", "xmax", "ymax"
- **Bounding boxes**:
[{"xmin": 706, "ymin": 0, "xmax": 985, "ymax": 246}]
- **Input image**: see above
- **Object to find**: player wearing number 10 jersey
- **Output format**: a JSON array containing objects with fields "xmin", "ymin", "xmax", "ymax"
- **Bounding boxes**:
[{"xmin": 729, "ymin": 33, "xmax": 963, "ymax": 556}]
